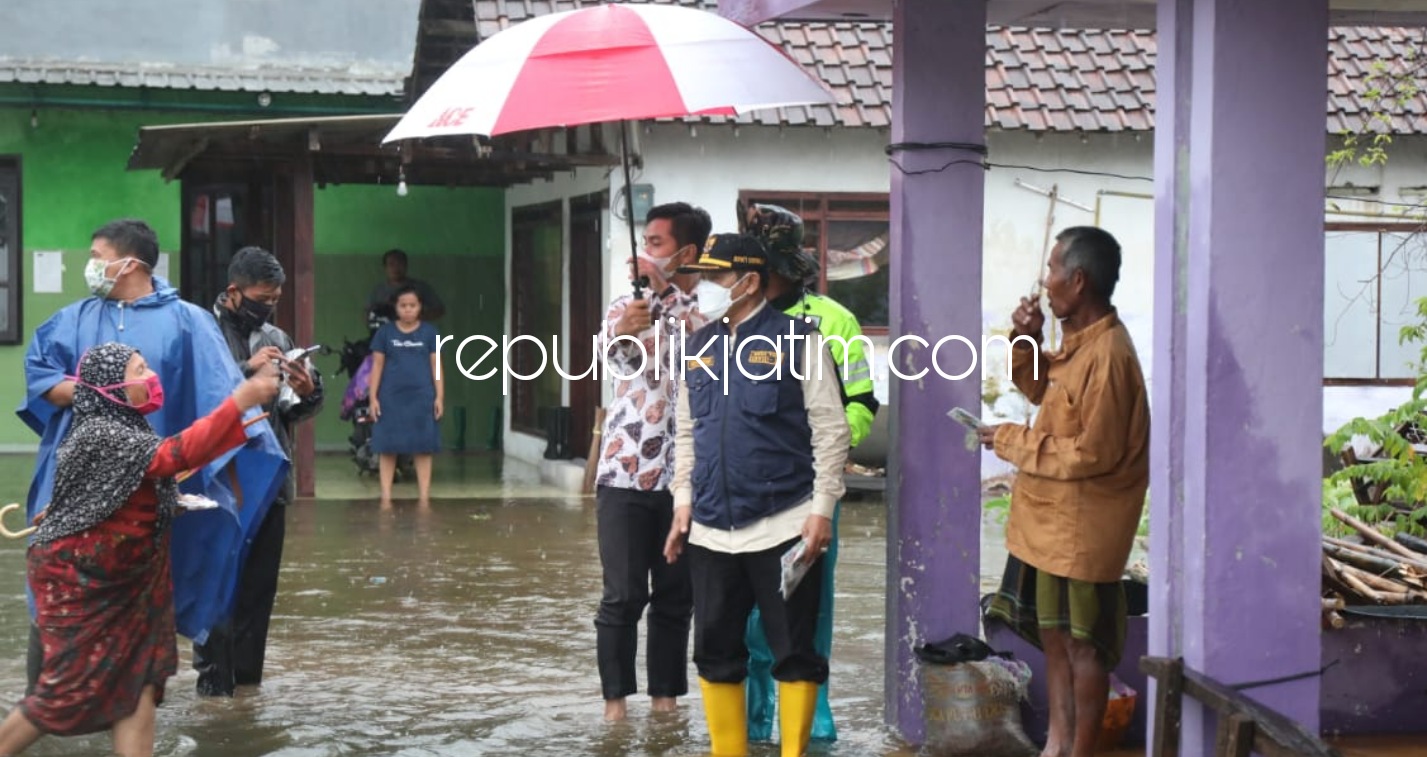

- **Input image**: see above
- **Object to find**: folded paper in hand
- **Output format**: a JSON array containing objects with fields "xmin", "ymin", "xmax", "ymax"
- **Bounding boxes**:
[
  {"xmin": 947, "ymin": 406, "xmax": 986, "ymax": 431},
  {"xmin": 781, "ymin": 539, "xmax": 813, "ymax": 600}
]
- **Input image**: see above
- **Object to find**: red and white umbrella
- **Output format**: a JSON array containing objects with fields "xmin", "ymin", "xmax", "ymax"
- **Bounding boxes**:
[
  {"xmin": 382, "ymin": 3, "xmax": 835, "ymax": 296},
  {"xmin": 382, "ymin": 3, "xmax": 835, "ymax": 142}
]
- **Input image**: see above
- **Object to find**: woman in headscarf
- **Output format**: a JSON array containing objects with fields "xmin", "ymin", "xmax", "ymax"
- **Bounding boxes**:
[{"xmin": 0, "ymin": 342, "xmax": 279, "ymax": 757}]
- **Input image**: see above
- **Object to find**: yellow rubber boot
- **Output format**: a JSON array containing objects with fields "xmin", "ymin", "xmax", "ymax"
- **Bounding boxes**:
[
  {"xmin": 779, "ymin": 681, "xmax": 819, "ymax": 757},
  {"xmin": 699, "ymin": 677, "xmax": 749, "ymax": 756}
]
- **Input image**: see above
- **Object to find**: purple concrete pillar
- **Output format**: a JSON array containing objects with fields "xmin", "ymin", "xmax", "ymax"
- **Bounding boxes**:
[
  {"xmin": 885, "ymin": 0, "xmax": 985, "ymax": 743},
  {"xmin": 1147, "ymin": 0, "xmax": 1192, "ymax": 745},
  {"xmin": 1155, "ymin": 0, "xmax": 1329, "ymax": 749}
]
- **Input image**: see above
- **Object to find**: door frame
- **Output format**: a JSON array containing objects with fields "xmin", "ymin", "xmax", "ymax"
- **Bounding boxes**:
[{"xmin": 568, "ymin": 190, "xmax": 608, "ymax": 459}]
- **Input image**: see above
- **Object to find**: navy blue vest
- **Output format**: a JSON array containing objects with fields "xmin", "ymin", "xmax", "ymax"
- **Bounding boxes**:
[{"xmin": 685, "ymin": 304, "xmax": 816, "ymax": 530}]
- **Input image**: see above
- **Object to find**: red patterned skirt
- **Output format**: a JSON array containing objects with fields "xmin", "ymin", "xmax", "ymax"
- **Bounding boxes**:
[{"xmin": 19, "ymin": 501, "xmax": 176, "ymax": 736}]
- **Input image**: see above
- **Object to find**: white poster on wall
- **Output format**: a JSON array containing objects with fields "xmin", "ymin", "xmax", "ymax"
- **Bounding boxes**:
[
  {"xmin": 33, "ymin": 251, "xmax": 64, "ymax": 293},
  {"xmin": 155, "ymin": 252, "xmax": 171, "ymax": 283}
]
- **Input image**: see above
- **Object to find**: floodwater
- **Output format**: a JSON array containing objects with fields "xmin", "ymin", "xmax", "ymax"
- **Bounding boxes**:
[
  {"xmin": 4, "ymin": 454, "xmax": 1023, "ymax": 756},
  {"xmin": 2, "ymin": 453, "xmax": 1403, "ymax": 756}
]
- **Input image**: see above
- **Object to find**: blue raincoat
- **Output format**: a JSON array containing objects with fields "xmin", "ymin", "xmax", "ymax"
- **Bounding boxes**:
[{"xmin": 17, "ymin": 277, "xmax": 290, "ymax": 644}]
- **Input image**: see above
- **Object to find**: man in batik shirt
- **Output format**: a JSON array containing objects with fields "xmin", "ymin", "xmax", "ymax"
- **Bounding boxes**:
[{"xmin": 593, "ymin": 202, "xmax": 710, "ymax": 721}]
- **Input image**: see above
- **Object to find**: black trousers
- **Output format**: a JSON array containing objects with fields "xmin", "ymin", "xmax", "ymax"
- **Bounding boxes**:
[
  {"xmin": 594, "ymin": 486, "xmax": 693, "ymax": 700},
  {"xmin": 688, "ymin": 538, "xmax": 828, "ymax": 684},
  {"xmin": 193, "ymin": 499, "xmax": 287, "ymax": 696}
]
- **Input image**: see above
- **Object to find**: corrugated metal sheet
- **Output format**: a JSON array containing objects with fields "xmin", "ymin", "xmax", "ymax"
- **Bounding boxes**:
[{"xmin": 0, "ymin": 61, "xmax": 406, "ymax": 97}]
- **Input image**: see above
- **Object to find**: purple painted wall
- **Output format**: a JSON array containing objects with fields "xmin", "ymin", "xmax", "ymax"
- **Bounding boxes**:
[
  {"xmin": 1321, "ymin": 617, "xmax": 1427, "ymax": 735},
  {"xmin": 986, "ymin": 616, "xmax": 1152, "ymax": 749},
  {"xmin": 992, "ymin": 614, "xmax": 1427, "ymax": 743}
]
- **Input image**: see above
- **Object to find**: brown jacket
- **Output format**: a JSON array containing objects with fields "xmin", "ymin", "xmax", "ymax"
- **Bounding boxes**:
[{"xmin": 993, "ymin": 310, "xmax": 1149, "ymax": 583}]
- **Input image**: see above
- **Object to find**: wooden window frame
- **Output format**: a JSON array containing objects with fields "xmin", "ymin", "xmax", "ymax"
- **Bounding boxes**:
[
  {"xmin": 0, "ymin": 156, "xmax": 21, "ymax": 345},
  {"xmin": 509, "ymin": 200, "xmax": 565, "ymax": 438},
  {"xmin": 738, "ymin": 189, "xmax": 891, "ymax": 335},
  {"xmin": 1322, "ymin": 221, "xmax": 1426, "ymax": 387}
]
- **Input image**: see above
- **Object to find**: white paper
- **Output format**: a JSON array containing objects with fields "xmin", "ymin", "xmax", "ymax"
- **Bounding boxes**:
[
  {"xmin": 215, "ymin": 196, "xmax": 235, "ymax": 227},
  {"xmin": 947, "ymin": 406, "xmax": 986, "ymax": 431},
  {"xmin": 32, "ymin": 251, "xmax": 64, "ymax": 293},
  {"xmin": 155, "ymin": 252, "xmax": 171, "ymax": 282}
]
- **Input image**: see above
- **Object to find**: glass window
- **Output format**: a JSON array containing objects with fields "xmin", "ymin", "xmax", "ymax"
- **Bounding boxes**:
[
  {"xmin": 740, "ymin": 192, "xmax": 890, "ymax": 331},
  {"xmin": 1323, "ymin": 226, "xmax": 1427, "ymax": 382},
  {"xmin": 825, "ymin": 220, "xmax": 890, "ymax": 330},
  {"xmin": 0, "ymin": 159, "xmax": 20, "ymax": 344}
]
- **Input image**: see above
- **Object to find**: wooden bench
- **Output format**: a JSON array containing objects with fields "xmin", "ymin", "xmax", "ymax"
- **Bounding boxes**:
[{"xmin": 1140, "ymin": 656, "xmax": 1342, "ymax": 757}]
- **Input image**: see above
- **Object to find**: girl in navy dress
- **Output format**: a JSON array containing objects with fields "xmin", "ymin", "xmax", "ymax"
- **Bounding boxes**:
[{"xmin": 368, "ymin": 285, "xmax": 443, "ymax": 506}]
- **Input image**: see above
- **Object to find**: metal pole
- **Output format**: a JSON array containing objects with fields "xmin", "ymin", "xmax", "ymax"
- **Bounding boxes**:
[{"xmin": 620, "ymin": 120, "xmax": 647, "ymax": 298}]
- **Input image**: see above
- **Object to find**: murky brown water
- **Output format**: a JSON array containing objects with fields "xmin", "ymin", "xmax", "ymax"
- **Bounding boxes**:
[{"xmin": 1, "ymin": 484, "xmax": 927, "ymax": 756}]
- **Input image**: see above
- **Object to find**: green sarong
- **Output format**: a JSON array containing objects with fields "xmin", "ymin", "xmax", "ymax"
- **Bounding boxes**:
[{"xmin": 984, "ymin": 554, "xmax": 1127, "ymax": 669}]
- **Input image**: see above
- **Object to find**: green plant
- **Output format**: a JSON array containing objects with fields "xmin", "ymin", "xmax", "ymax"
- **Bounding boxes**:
[
  {"xmin": 1326, "ymin": 54, "xmax": 1422, "ymax": 172},
  {"xmin": 983, "ymin": 494, "xmax": 1010, "ymax": 526},
  {"xmin": 1323, "ymin": 295, "xmax": 1427, "ymax": 538}
]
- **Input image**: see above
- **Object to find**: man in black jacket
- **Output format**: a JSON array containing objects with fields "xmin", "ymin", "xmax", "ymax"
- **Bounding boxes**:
[{"xmin": 194, "ymin": 246, "xmax": 325, "ymax": 696}]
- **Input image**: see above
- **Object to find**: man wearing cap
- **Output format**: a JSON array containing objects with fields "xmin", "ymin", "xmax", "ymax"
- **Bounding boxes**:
[
  {"xmin": 735, "ymin": 202, "xmax": 876, "ymax": 743},
  {"xmin": 664, "ymin": 233, "xmax": 850, "ymax": 757}
]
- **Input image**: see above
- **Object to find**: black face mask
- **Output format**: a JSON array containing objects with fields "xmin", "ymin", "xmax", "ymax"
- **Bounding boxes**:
[{"xmin": 234, "ymin": 292, "xmax": 274, "ymax": 331}]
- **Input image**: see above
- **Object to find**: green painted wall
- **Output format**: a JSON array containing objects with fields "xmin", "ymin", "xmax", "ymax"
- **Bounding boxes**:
[
  {"xmin": 0, "ymin": 103, "xmax": 506, "ymax": 454},
  {"xmin": 311, "ymin": 184, "xmax": 506, "ymax": 452}
]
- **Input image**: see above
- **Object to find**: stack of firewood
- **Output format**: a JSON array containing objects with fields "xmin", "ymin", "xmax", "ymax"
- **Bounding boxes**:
[{"xmin": 1321, "ymin": 508, "xmax": 1427, "ymax": 628}]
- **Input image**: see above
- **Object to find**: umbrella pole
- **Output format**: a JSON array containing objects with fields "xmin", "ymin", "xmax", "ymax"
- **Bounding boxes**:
[{"xmin": 620, "ymin": 120, "xmax": 647, "ymax": 299}]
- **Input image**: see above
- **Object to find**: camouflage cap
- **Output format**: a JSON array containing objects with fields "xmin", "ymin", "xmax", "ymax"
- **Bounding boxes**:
[{"xmin": 738, "ymin": 201, "xmax": 819, "ymax": 283}]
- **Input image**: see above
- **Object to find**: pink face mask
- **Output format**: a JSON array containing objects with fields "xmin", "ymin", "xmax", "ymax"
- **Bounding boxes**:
[{"xmin": 76, "ymin": 374, "xmax": 165, "ymax": 415}]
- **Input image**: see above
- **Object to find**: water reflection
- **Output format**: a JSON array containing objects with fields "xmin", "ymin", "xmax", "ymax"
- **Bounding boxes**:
[{"xmin": 1, "ymin": 492, "xmax": 925, "ymax": 756}]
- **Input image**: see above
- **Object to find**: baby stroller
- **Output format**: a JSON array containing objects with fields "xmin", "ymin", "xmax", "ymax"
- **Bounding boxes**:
[{"xmin": 338, "ymin": 308, "xmax": 414, "ymax": 480}]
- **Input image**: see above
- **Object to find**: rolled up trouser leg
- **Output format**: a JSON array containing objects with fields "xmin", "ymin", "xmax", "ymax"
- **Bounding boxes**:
[{"xmin": 193, "ymin": 626, "xmax": 236, "ymax": 697}]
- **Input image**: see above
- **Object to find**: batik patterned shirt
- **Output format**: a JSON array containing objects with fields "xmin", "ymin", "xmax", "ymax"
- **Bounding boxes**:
[{"xmin": 595, "ymin": 283, "xmax": 704, "ymax": 491}]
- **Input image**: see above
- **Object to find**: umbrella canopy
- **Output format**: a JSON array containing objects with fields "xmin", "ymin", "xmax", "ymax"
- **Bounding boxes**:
[{"xmin": 382, "ymin": 3, "xmax": 835, "ymax": 143}]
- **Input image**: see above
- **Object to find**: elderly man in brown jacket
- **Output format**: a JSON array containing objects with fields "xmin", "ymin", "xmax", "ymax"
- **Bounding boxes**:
[{"xmin": 978, "ymin": 226, "xmax": 1149, "ymax": 757}]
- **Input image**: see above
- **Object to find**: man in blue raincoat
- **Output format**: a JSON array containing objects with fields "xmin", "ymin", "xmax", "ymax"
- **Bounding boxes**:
[{"xmin": 16, "ymin": 218, "xmax": 289, "ymax": 690}]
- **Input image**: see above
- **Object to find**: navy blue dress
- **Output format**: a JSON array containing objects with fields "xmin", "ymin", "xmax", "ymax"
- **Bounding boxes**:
[{"xmin": 369, "ymin": 321, "xmax": 441, "ymax": 454}]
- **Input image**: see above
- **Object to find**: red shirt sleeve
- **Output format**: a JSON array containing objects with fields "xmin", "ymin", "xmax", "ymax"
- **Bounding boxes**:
[{"xmin": 145, "ymin": 398, "xmax": 250, "ymax": 478}]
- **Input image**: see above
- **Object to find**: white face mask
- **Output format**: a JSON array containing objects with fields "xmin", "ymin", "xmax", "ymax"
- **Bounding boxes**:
[
  {"xmin": 694, "ymin": 275, "xmax": 749, "ymax": 322},
  {"xmin": 85, "ymin": 258, "xmax": 133, "ymax": 298},
  {"xmin": 638, "ymin": 249, "xmax": 683, "ymax": 278}
]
